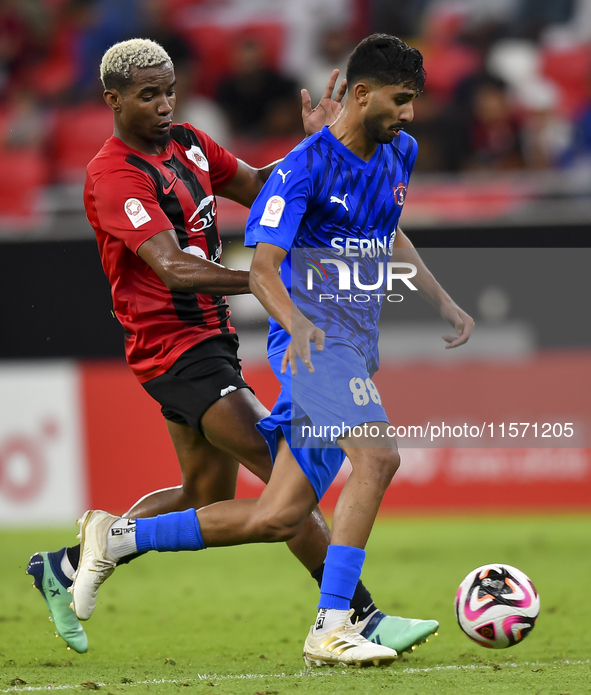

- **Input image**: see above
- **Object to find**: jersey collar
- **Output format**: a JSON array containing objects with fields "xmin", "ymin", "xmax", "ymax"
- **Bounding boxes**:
[
  {"xmin": 110, "ymin": 135, "xmax": 174, "ymax": 160},
  {"xmin": 321, "ymin": 125, "xmax": 382, "ymax": 168}
]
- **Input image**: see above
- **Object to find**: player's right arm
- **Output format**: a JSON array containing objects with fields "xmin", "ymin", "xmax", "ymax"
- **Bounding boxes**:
[
  {"xmin": 249, "ymin": 242, "xmax": 324, "ymax": 374},
  {"xmin": 244, "ymin": 149, "xmax": 324, "ymax": 374},
  {"xmin": 137, "ymin": 230, "xmax": 250, "ymax": 295},
  {"xmin": 91, "ymin": 168, "xmax": 249, "ymax": 296}
]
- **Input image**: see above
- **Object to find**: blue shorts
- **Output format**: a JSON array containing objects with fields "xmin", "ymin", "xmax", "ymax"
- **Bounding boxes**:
[{"xmin": 256, "ymin": 337, "xmax": 389, "ymax": 501}]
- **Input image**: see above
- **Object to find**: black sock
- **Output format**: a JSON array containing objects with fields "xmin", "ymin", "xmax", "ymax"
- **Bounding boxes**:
[
  {"xmin": 116, "ymin": 551, "xmax": 145, "ymax": 566},
  {"xmin": 311, "ymin": 562, "xmax": 377, "ymax": 623},
  {"xmin": 66, "ymin": 545, "xmax": 80, "ymax": 570}
]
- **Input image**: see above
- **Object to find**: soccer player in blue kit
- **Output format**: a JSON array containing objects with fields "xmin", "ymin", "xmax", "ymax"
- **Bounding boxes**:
[
  {"xmin": 244, "ymin": 33, "xmax": 474, "ymax": 664},
  {"xmin": 71, "ymin": 34, "xmax": 474, "ymax": 667}
]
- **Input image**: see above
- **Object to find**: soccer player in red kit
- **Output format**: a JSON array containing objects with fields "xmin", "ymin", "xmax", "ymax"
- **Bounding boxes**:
[{"xmin": 26, "ymin": 38, "xmax": 438, "ymax": 655}]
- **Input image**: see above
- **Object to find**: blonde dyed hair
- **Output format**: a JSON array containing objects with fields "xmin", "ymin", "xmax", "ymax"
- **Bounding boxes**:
[{"xmin": 100, "ymin": 39, "xmax": 172, "ymax": 90}]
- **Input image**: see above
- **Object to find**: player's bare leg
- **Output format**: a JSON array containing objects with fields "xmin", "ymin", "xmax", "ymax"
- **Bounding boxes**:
[
  {"xmin": 315, "ymin": 422, "xmax": 438, "ymax": 654},
  {"xmin": 69, "ymin": 438, "xmax": 319, "ymax": 619},
  {"xmin": 188, "ymin": 437, "xmax": 318, "ymax": 546},
  {"xmin": 330, "ymin": 422, "xmax": 400, "ymax": 549},
  {"xmin": 125, "ymin": 421, "xmax": 239, "ymax": 517},
  {"xmin": 200, "ymin": 388, "xmax": 331, "ymax": 570},
  {"xmin": 128, "ymin": 393, "xmax": 330, "ymax": 571}
]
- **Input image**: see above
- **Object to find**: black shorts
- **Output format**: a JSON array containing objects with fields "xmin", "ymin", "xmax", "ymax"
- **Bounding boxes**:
[{"xmin": 141, "ymin": 334, "xmax": 253, "ymax": 434}]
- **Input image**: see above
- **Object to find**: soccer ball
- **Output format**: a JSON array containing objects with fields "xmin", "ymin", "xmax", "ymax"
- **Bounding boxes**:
[{"xmin": 454, "ymin": 564, "xmax": 540, "ymax": 649}]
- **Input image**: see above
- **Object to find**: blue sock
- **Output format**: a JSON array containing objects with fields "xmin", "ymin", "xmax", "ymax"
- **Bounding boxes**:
[
  {"xmin": 318, "ymin": 544, "xmax": 366, "ymax": 610},
  {"xmin": 135, "ymin": 509, "xmax": 206, "ymax": 553}
]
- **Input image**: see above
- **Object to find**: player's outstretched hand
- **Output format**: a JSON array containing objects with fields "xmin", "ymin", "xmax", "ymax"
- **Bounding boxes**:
[
  {"xmin": 302, "ymin": 68, "xmax": 347, "ymax": 136},
  {"xmin": 282, "ymin": 319, "xmax": 325, "ymax": 375},
  {"xmin": 440, "ymin": 303, "xmax": 475, "ymax": 349}
]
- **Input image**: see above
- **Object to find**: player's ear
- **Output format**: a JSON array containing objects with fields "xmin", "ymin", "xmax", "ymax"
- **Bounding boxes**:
[
  {"xmin": 103, "ymin": 89, "xmax": 122, "ymax": 112},
  {"xmin": 353, "ymin": 82, "xmax": 371, "ymax": 107}
]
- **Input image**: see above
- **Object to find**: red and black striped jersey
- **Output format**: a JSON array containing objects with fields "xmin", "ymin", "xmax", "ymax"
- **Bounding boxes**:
[{"xmin": 84, "ymin": 123, "xmax": 239, "ymax": 382}]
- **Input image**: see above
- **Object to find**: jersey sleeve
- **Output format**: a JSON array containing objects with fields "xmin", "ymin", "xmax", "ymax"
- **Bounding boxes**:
[
  {"xmin": 191, "ymin": 126, "xmax": 238, "ymax": 193},
  {"xmin": 244, "ymin": 153, "xmax": 312, "ymax": 252},
  {"xmin": 91, "ymin": 169, "xmax": 174, "ymax": 254}
]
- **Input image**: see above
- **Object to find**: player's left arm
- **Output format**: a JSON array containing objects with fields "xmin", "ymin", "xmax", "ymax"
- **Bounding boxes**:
[
  {"xmin": 394, "ymin": 227, "xmax": 475, "ymax": 349},
  {"xmin": 217, "ymin": 70, "xmax": 347, "ymax": 208}
]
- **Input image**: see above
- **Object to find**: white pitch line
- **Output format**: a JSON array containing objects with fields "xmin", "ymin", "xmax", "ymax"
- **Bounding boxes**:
[{"xmin": 1, "ymin": 659, "xmax": 588, "ymax": 693}]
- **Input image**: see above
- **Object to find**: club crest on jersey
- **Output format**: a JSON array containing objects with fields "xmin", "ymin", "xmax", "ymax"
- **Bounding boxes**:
[
  {"xmin": 185, "ymin": 145, "xmax": 209, "ymax": 171},
  {"xmin": 393, "ymin": 182, "xmax": 407, "ymax": 207},
  {"xmin": 261, "ymin": 195, "xmax": 285, "ymax": 228},
  {"xmin": 124, "ymin": 198, "xmax": 151, "ymax": 228}
]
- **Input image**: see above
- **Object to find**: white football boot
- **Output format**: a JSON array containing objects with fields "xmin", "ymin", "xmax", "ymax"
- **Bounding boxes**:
[
  {"xmin": 70, "ymin": 510, "xmax": 119, "ymax": 620},
  {"xmin": 303, "ymin": 609, "xmax": 398, "ymax": 667}
]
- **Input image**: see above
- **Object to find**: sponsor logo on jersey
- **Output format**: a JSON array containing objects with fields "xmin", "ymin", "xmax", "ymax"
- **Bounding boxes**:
[
  {"xmin": 261, "ymin": 195, "xmax": 285, "ymax": 227},
  {"xmin": 124, "ymin": 198, "xmax": 152, "ymax": 228},
  {"xmin": 220, "ymin": 385, "xmax": 237, "ymax": 397},
  {"xmin": 393, "ymin": 182, "xmax": 407, "ymax": 206},
  {"xmin": 185, "ymin": 145, "xmax": 209, "ymax": 171},
  {"xmin": 330, "ymin": 233, "xmax": 395, "ymax": 258},
  {"xmin": 330, "ymin": 193, "xmax": 349, "ymax": 211},
  {"xmin": 189, "ymin": 195, "xmax": 217, "ymax": 233}
]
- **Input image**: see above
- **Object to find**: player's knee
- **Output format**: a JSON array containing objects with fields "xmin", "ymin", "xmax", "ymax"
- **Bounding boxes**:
[{"xmin": 250, "ymin": 507, "xmax": 305, "ymax": 543}]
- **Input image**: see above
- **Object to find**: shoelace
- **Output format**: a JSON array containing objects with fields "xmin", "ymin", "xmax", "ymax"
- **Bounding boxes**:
[{"xmin": 341, "ymin": 621, "xmax": 371, "ymax": 646}]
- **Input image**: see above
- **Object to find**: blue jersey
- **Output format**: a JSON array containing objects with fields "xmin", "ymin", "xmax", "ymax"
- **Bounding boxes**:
[{"xmin": 244, "ymin": 125, "xmax": 418, "ymax": 374}]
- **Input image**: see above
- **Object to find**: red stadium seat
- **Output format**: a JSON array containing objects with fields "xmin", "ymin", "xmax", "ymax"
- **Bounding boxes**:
[
  {"xmin": 233, "ymin": 23, "xmax": 284, "ymax": 67},
  {"xmin": 0, "ymin": 147, "xmax": 48, "ymax": 230},
  {"xmin": 421, "ymin": 43, "xmax": 481, "ymax": 104},
  {"xmin": 24, "ymin": 25, "xmax": 76, "ymax": 99},
  {"xmin": 180, "ymin": 24, "xmax": 233, "ymax": 97},
  {"xmin": 51, "ymin": 103, "xmax": 113, "ymax": 182},
  {"xmin": 541, "ymin": 44, "xmax": 591, "ymax": 117},
  {"xmin": 179, "ymin": 21, "xmax": 285, "ymax": 97}
]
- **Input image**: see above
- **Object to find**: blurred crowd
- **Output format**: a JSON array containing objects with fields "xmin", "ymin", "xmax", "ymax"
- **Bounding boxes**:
[{"xmin": 1, "ymin": 0, "xmax": 591, "ymax": 219}]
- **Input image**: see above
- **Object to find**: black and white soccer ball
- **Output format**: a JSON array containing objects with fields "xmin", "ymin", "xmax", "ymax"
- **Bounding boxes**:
[{"xmin": 454, "ymin": 564, "xmax": 540, "ymax": 649}]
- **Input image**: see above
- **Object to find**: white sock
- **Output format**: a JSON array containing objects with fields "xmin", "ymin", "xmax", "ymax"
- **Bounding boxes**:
[
  {"xmin": 106, "ymin": 518, "xmax": 138, "ymax": 561},
  {"xmin": 60, "ymin": 551, "xmax": 76, "ymax": 581},
  {"xmin": 313, "ymin": 608, "xmax": 350, "ymax": 635}
]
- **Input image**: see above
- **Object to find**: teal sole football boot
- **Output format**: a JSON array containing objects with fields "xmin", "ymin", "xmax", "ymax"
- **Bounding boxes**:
[
  {"xmin": 356, "ymin": 610, "xmax": 439, "ymax": 654},
  {"xmin": 26, "ymin": 551, "xmax": 88, "ymax": 653}
]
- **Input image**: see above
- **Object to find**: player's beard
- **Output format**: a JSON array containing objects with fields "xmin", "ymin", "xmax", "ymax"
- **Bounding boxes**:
[
  {"xmin": 363, "ymin": 112, "xmax": 398, "ymax": 145},
  {"xmin": 154, "ymin": 131, "xmax": 172, "ymax": 150}
]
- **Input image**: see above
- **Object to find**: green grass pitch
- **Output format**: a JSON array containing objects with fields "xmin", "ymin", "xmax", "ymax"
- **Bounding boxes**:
[{"xmin": 1, "ymin": 515, "xmax": 589, "ymax": 694}]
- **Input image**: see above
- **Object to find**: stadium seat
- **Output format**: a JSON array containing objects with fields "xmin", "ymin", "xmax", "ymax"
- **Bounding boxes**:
[
  {"xmin": 51, "ymin": 104, "xmax": 113, "ymax": 182},
  {"xmin": 0, "ymin": 147, "xmax": 49, "ymax": 230},
  {"xmin": 179, "ymin": 24, "xmax": 233, "ymax": 97},
  {"xmin": 180, "ymin": 22, "xmax": 285, "ymax": 97},
  {"xmin": 421, "ymin": 43, "xmax": 481, "ymax": 104},
  {"xmin": 541, "ymin": 44, "xmax": 591, "ymax": 117},
  {"xmin": 24, "ymin": 25, "xmax": 76, "ymax": 99}
]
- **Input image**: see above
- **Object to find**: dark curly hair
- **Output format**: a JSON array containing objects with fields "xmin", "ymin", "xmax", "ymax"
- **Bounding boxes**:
[{"xmin": 346, "ymin": 34, "xmax": 426, "ymax": 92}]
